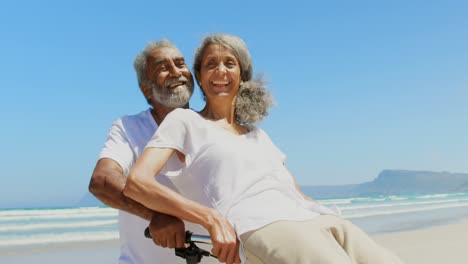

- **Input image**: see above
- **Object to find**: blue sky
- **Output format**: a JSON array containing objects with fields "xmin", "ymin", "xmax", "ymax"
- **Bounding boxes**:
[{"xmin": 1, "ymin": 0, "xmax": 467, "ymax": 208}]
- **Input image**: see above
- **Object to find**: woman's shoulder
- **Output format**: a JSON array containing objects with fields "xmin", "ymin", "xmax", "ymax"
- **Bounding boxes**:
[
  {"xmin": 162, "ymin": 108, "xmax": 201, "ymax": 127},
  {"xmin": 166, "ymin": 108, "xmax": 199, "ymax": 119},
  {"xmin": 252, "ymin": 126, "xmax": 266, "ymax": 137},
  {"xmin": 251, "ymin": 127, "xmax": 275, "ymax": 143}
]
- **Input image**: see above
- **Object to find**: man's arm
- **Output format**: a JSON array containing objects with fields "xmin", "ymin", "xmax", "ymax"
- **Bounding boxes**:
[
  {"xmin": 89, "ymin": 158, "xmax": 185, "ymax": 248},
  {"xmin": 89, "ymin": 158, "xmax": 153, "ymax": 220}
]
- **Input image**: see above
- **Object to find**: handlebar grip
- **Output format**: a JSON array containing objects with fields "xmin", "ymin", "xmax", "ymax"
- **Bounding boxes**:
[
  {"xmin": 144, "ymin": 228, "xmax": 192, "ymax": 242},
  {"xmin": 144, "ymin": 227, "xmax": 151, "ymax": 238},
  {"xmin": 143, "ymin": 227, "xmax": 211, "ymax": 244}
]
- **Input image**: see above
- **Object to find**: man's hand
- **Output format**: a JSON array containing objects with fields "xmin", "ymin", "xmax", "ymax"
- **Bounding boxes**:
[{"xmin": 149, "ymin": 213, "xmax": 186, "ymax": 248}]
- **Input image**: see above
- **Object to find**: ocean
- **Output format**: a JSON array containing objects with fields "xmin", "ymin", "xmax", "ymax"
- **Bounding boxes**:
[{"xmin": 1, "ymin": 192, "xmax": 468, "ymax": 249}]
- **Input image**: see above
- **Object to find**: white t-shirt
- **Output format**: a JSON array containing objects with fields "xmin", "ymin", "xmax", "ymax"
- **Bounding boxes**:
[
  {"xmin": 146, "ymin": 109, "xmax": 336, "ymax": 237},
  {"xmin": 99, "ymin": 109, "xmax": 215, "ymax": 264}
]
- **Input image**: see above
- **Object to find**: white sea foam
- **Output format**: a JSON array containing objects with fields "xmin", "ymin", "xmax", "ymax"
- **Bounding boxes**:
[
  {"xmin": 352, "ymin": 197, "xmax": 385, "ymax": 202},
  {"xmin": 344, "ymin": 202, "xmax": 468, "ymax": 219},
  {"xmin": 319, "ymin": 196, "xmax": 389, "ymax": 205},
  {"xmin": 318, "ymin": 198, "xmax": 353, "ymax": 205},
  {"xmin": 416, "ymin": 194, "xmax": 451, "ymax": 199},
  {"xmin": 0, "ymin": 208, "xmax": 118, "ymax": 222},
  {"xmin": 451, "ymin": 193, "xmax": 467, "ymax": 196},
  {"xmin": 340, "ymin": 198, "xmax": 468, "ymax": 211},
  {"xmin": 320, "ymin": 196, "xmax": 397, "ymax": 205},
  {"xmin": 0, "ymin": 207, "xmax": 116, "ymax": 217},
  {"xmin": 0, "ymin": 231, "xmax": 119, "ymax": 247},
  {"xmin": 0, "ymin": 220, "xmax": 118, "ymax": 232},
  {"xmin": 417, "ymin": 193, "xmax": 468, "ymax": 199},
  {"xmin": 388, "ymin": 196, "xmax": 408, "ymax": 201},
  {"xmin": 320, "ymin": 193, "xmax": 468, "ymax": 207}
]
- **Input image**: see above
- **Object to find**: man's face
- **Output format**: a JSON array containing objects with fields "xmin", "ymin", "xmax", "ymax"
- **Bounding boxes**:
[{"xmin": 145, "ymin": 47, "xmax": 194, "ymax": 108}]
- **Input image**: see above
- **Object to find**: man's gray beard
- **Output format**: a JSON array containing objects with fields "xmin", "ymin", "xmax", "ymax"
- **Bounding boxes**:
[{"xmin": 150, "ymin": 80, "xmax": 193, "ymax": 108}]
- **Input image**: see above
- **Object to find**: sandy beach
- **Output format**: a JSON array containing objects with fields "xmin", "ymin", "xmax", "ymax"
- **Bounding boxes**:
[
  {"xmin": 374, "ymin": 218, "xmax": 468, "ymax": 264},
  {"xmin": 1, "ymin": 219, "xmax": 468, "ymax": 263},
  {"xmin": 0, "ymin": 240, "xmax": 120, "ymax": 263}
]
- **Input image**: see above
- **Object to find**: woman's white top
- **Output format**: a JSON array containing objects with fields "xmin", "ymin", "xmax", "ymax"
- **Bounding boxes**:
[{"xmin": 146, "ymin": 109, "xmax": 336, "ymax": 236}]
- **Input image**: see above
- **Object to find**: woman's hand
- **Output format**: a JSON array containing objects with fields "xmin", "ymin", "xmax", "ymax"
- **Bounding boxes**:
[{"xmin": 205, "ymin": 210, "xmax": 241, "ymax": 264}]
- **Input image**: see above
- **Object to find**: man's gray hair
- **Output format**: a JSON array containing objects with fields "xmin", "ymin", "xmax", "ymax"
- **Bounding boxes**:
[
  {"xmin": 134, "ymin": 39, "xmax": 177, "ymax": 87},
  {"xmin": 193, "ymin": 33, "xmax": 274, "ymax": 125}
]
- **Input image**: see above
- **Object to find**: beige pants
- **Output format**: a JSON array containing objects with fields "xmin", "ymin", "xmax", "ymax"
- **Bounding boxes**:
[{"xmin": 240, "ymin": 215, "xmax": 403, "ymax": 264}]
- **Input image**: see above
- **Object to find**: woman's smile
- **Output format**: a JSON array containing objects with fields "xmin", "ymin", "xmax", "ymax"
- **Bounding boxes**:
[{"xmin": 198, "ymin": 43, "xmax": 241, "ymax": 98}]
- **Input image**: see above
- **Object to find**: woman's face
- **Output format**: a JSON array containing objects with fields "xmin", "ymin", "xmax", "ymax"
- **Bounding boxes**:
[{"xmin": 197, "ymin": 43, "xmax": 241, "ymax": 101}]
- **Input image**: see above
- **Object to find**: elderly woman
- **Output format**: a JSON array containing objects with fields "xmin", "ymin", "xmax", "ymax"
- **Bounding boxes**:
[{"xmin": 123, "ymin": 34, "xmax": 403, "ymax": 264}]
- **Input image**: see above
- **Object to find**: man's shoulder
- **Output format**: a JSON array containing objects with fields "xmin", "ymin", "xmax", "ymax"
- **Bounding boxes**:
[
  {"xmin": 107, "ymin": 109, "xmax": 155, "ymax": 137},
  {"xmin": 112, "ymin": 109, "xmax": 152, "ymax": 128},
  {"xmin": 118, "ymin": 109, "xmax": 151, "ymax": 123}
]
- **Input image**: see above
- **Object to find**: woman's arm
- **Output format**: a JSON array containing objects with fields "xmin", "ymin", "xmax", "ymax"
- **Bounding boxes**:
[
  {"xmin": 123, "ymin": 147, "xmax": 227, "ymax": 230},
  {"xmin": 123, "ymin": 147, "xmax": 214, "ymax": 224},
  {"xmin": 122, "ymin": 147, "xmax": 240, "ymax": 264}
]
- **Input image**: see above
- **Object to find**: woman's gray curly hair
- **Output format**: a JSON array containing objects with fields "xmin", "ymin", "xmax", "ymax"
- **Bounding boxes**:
[{"xmin": 193, "ymin": 33, "xmax": 274, "ymax": 125}]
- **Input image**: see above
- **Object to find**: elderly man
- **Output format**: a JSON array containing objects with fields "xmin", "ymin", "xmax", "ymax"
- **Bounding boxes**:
[{"xmin": 89, "ymin": 40, "xmax": 214, "ymax": 264}]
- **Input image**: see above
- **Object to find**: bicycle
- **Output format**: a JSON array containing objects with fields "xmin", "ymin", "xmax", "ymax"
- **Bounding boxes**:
[{"xmin": 144, "ymin": 227, "xmax": 217, "ymax": 264}]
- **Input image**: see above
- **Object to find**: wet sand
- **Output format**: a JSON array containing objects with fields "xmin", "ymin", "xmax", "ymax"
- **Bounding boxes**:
[{"xmin": 2, "ymin": 220, "xmax": 468, "ymax": 263}]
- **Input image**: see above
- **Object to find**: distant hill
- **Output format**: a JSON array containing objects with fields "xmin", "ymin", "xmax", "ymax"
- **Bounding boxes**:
[{"xmin": 302, "ymin": 170, "xmax": 468, "ymax": 199}]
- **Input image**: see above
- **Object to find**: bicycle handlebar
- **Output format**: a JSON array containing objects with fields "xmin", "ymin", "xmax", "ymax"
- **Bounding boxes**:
[
  {"xmin": 144, "ymin": 227, "xmax": 211, "ymax": 244},
  {"xmin": 144, "ymin": 227, "xmax": 216, "ymax": 264},
  {"xmin": 188, "ymin": 233, "xmax": 212, "ymax": 244}
]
